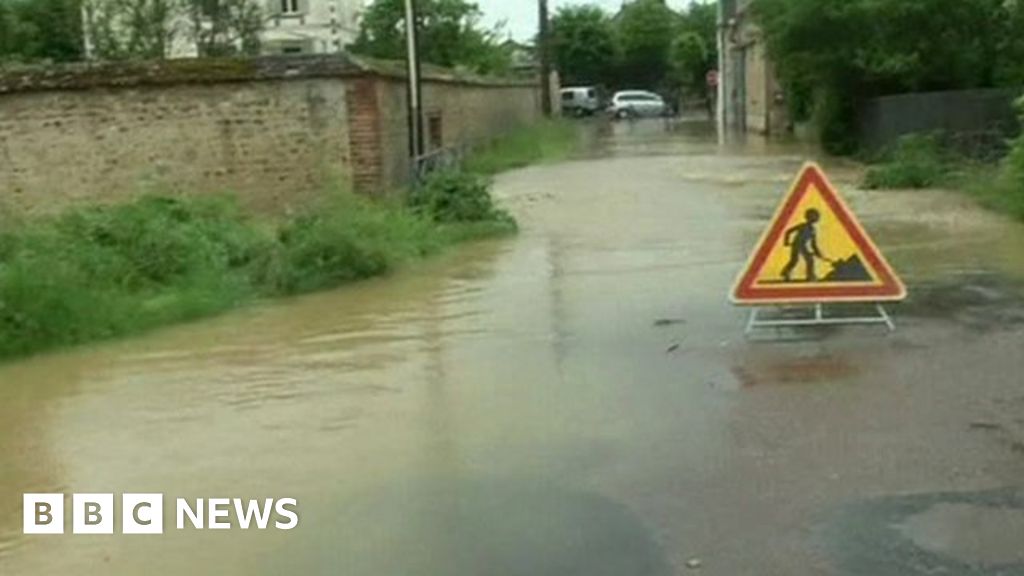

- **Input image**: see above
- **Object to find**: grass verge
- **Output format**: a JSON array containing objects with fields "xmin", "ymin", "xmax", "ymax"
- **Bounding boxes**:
[
  {"xmin": 464, "ymin": 120, "xmax": 579, "ymax": 176},
  {"xmin": 0, "ymin": 184, "xmax": 506, "ymax": 361}
]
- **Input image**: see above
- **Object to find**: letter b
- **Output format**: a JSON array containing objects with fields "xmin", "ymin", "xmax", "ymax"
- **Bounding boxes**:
[
  {"xmin": 73, "ymin": 494, "xmax": 114, "ymax": 534},
  {"xmin": 23, "ymin": 494, "xmax": 64, "ymax": 534}
]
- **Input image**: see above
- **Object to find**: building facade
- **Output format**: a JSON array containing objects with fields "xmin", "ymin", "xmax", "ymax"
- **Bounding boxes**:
[
  {"xmin": 717, "ymin": 0, "xmax": 788, "ymax": 135},
  {"xmin": 261, "ymin": 0, "xmax": 363, "ymax": 56}
]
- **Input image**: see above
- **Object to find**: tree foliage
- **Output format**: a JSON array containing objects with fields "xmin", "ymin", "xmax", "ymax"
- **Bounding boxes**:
[
  {"xmin": 83, "ymin": 0, "xmax": 179, "ymax": 60},
  {"xmin": 185, "ymin": 0, "xmax": 263, "ymax": 57},
  {"xmin": 550, "ymin": 5, "xmax": 617, "ymax": 86},
  {"xmin": 352, "ymin": 0, "xmax": 511, "ymax": 75},
  {"xmin": 754, "ymin": 0, "xmax": 1022, "ymax": 153},
  {"xmin": 549, "ymin": 0, "xmax": 717, "ymax": 96},
  {"xmin": 672, "ymin": 0, "xmax": 716, "ymax": 95},
  {"xmin": 0, "ymin": 0, "xmax": 84, "ymax": 63},
  {"xmin": 616, "ymin": 0, "xmax": 678, "ymax": 89},
  {"xmin": 3, "ymin": 0, "xmax": 263, "ymax": 62}
]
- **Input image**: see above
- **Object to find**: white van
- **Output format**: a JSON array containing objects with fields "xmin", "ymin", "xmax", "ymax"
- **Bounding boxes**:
[{"xmin": 560, "ymin": 87, "xmax": 601, "ymax": 117}]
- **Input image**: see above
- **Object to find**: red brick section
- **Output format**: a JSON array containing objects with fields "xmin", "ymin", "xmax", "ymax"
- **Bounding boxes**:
[{"xmin": 346, "ymin": 77, "xmax": 384, "ymax": 195}]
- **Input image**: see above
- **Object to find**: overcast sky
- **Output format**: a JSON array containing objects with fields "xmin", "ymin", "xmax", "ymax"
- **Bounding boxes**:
[{"xmin": 476, "ymin": 0, "xmax": 699, "ymax": 40}]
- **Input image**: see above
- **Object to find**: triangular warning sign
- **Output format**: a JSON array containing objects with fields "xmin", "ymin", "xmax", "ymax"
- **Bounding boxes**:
[{"xmin": 732, "ymin": 162, "xmax": 906, "ymax": 305}]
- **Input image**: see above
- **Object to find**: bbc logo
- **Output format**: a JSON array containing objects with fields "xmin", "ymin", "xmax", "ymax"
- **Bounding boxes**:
[
  {"xmin": 24, "ymin": 493, "xmax": 300, "ymax": 534},
  {"xmin": 24, "ymin": 494, "xmax": 164, "ymax": 535}
]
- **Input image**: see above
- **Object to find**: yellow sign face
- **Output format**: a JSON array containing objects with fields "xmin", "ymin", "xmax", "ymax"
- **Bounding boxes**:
[{"xmin": 732, "ymin": 163, "xmax": 906, "ymax": 304}]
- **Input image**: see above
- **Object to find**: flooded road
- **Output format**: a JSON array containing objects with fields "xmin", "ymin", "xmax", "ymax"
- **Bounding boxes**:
[{"xmin": 2, "ymin": 119, "xmax": 1024, "ymax": 575}]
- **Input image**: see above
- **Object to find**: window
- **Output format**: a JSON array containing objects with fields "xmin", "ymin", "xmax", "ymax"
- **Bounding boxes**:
[
  {"xmin": 280, "ymin": 0, "xmax": 300, "ymax": 15},
  {"xmin": 428, "ymin": 113, "xmax": 443, "ymax": 151}
]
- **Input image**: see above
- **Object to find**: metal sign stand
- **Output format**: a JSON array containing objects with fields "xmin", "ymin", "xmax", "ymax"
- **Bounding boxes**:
[{"xmin": 745, "ymin": 303, "xmax": 895, "ymax": 336}]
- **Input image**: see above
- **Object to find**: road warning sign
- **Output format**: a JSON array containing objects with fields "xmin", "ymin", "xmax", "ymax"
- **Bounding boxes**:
[{"xmin": 732, "ymin": 162, "xmax": 906, "ymax": 305}]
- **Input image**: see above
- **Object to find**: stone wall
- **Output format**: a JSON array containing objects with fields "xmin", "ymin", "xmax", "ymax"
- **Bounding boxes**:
[
  {"xmin": 0, "ymin": 79, "xmax": 351, "ymax": 213},
  {"xmin": 0, "ymin": 55, "xmax": 542, "ymax": 215},
  {"xmin": 371, "ymin": 78, "xmax": 542, "ymax": 195}
]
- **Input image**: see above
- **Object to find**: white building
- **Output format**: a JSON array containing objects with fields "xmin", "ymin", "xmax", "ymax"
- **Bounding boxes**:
[{"xmin": 261, "ymin": 0, "xmax": 364, "ymax": 56}]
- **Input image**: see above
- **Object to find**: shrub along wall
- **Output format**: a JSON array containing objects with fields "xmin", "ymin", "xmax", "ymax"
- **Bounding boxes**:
[{"xmin": 0, "ymin": 55, "xmax": 543, "ymax": 215}]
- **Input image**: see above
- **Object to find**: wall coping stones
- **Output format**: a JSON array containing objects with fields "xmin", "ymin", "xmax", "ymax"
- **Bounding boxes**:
[{"xmin": 0, "ymin": 54, "xmax": 538, "ymax": 96}]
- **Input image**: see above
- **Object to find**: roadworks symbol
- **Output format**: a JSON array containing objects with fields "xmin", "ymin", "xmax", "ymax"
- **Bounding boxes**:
[{"xmin": 731, "ymin": 162, "xmax": 906, "ymax": 305}]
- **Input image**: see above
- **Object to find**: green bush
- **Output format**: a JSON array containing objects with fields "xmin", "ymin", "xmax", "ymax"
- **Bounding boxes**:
[
  {"xmin": 272, "ymin": 193, "xmax": 444, "ymax": 294},
  {"xmin": 971, "ymin": 96, "xmax": 1024, "ymax": 220},
  {"xmin": 410, "ymin": 170, "xmax": 511, "ymax": 223},
  {"xmin": 1001, "ymin": 97, "xmax": 1024, "ymax": 190},
  {"xmin": 862, "ymin": 134, "xmax": 952, "ymax": 189}
]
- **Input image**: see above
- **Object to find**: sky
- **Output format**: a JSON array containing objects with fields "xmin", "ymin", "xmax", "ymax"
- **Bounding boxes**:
[{"xmin": 476, "ymin": 0, "xmax": 698, "ymax": 41}]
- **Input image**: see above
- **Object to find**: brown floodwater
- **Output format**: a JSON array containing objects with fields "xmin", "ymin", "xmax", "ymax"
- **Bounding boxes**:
[{"xmin": 2, "ymin": 119, "xmax": 1024, "ymax": 575}]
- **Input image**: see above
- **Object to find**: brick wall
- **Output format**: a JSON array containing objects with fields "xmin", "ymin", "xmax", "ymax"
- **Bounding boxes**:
[{"xmin": 0, "ymin": 55, "xmax": 543, "ymax": 215}]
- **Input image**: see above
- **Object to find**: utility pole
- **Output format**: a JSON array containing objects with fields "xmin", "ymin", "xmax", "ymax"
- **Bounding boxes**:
[
  {"xmin": 538, "ymin": 0, "xmax": 552, "ymax": 117},
  {"xmin": 716, "ymin": 0, "xmax": 727, "ymax": 143},
  {"xmin": 404, "ymin": 0, "xmax": 425, "ymax": 159}
]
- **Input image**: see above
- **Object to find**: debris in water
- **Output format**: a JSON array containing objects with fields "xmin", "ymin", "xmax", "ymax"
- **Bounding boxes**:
[
  {"xmin": 654, "ymin": 318, "xmax": 687, "ymax": 327},
  {"xmin": 666, "ymin": 343, "xmax": 681, "ymax": 353},
  {"xmin": 685, "ymin": 558, "xmax": 703, "ymax": 569}
]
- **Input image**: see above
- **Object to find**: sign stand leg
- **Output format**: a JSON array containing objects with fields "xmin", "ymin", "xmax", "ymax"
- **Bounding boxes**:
[
  {"xmin": 745, "ymin": 308, "xmax": 760, "ymax": 335},
  {"xmin": 744, "ymin": 303, "xmax": 896, "ymax": 336},
  {"xmin": 876, "ymin": 304, "xmax": 896, "ymax": 332}
]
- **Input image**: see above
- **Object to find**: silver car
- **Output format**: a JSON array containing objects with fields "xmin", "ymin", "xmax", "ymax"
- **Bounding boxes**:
[{"xmin": 608, "ymin": 90, "xmax": 669, "ymax": 119}]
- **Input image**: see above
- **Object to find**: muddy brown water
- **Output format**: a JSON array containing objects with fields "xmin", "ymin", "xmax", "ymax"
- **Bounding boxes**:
[{"xmin": 2, "ymin": 119, "xmax": 1024, "ymax": 575}]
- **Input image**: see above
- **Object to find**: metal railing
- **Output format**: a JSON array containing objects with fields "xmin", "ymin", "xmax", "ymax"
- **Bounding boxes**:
[{"xmin": 412, "ymin": 145, "xmax": 467, "ymax": 183}]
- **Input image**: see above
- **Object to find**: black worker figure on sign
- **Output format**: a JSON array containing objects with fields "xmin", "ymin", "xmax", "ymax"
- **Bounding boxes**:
[{"xmin": 781, "ymin": 209, "xmax": 832, "ymax": 282}]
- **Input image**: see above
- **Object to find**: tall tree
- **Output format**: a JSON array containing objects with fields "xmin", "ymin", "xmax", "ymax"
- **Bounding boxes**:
[
  {"xmin": 1, "ymin": 0, "xmax": 84, "ymax": 62},
  {"xmin": 0, "ymin": 1, "xmax": 16, "ymax": 58},
  {"xmin": 671, "ymin": 1, "xmax": 717, "ymax": 97},
  {"xmin": 185, "ymin": 0, "xmax": 263, "ymax": 57},
  {"xmin": 83, "ymin": 0, "xmax": 179, "ymax": 59},
  {"xmin": 352, "ymin": 0, "xmax": 511, "ymax": 75},
  {"xmin": 755, "ymin": 0, "xmax": 1008, "ymax": 153},
  {"xmin": 550, "ymin": 4, "xmax": 617, "ymax": 86},
  {"xmin": 616, "ymin": 0, "xmax": 678, "ymax": 89}
]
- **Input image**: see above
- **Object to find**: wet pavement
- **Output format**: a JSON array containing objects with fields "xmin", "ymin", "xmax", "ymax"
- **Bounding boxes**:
[{"xmin": 2, "ymin": 119, "xmax": 1024, "ymax": 575}]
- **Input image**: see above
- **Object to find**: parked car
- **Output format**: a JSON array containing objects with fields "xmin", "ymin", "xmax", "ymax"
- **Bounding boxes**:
[
  {"xmin": 560, "ymin": 86, "xmax": 601, "ymax": 117},
  {"xmin": 608, "ymin": 91, "xmax": 669, "ymax": 119}
]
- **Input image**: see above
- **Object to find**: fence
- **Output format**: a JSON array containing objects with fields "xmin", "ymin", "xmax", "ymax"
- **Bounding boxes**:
[{"xmin": 858, "ymin": 88, "xmax": 1020, "ymax": 157}]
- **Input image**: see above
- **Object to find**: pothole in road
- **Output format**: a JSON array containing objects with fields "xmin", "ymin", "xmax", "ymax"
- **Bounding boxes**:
[
  {"xmin": 899, "ymin": 503, "xmax": 1024, "ymax": 566},
  {"xmin": 825, "ymin": 488, "xmax": 1024, "ymax": 576}
]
